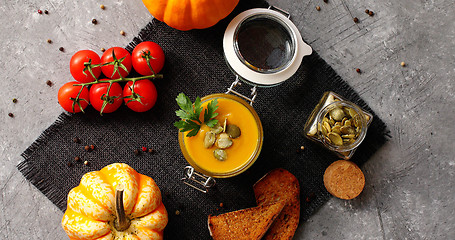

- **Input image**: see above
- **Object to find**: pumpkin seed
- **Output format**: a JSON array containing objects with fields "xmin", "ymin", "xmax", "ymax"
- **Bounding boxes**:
[
  {"xmin": 344, "ymin": 119, "xmax": 352, "ymax": 127},
  {"xmin": 204, "ymin": 131, "xmax": 216, "ymax": 148},
  {"xmin": 324, "ymin": 136, "xmax": 332, "ymax": 144},
  {"xmin": 328, "ymin": 132, "xmax": 343, "ymax": 146},
  {"xmin": 323, "ymin": 117, "xmax": 330, "ymax": 124},
  {"xmin": 323, "ymin": 121, "xmax": 331, "ymax": 133},
  {"xmin": 341, "ymin": 117, "xmax": 348, "ymax": 126},
  {"xmin": 340, "ymin": 126, "xmax": 355, "ymax": 135},
  {"xmin": 216, "ymin": 133, "xmax": 233, "ymax": 149},
  {"xmin": 226, "ymin": 124, "xmax": 241, "ymax": 138},
  {"xmin": 210, "ymin": 123, "xmax": 223, "ymax": 134},
  {"xmin": 319, "ymin": 123, "xmax": 328, "ymax": 136},
  {"xmin": 213, "ymin": 149, "xmax": 227, "ymax": 161},
  {"xmin": 331, "ymin": 125, "xmax": 341, "ymax": 135},
  {"xmin": 345, "ymin": 107, "xmax": 357, "ymax": 118},
  {"xmin": 329, "ymin": 107, "xmax": 345, "ymax": 121},
  {"xmin": 342, "ymin": 134, "xmax": 356, "ymax": 139}
]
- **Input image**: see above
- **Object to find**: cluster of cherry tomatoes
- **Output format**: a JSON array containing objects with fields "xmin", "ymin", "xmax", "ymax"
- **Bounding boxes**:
[{"xmin": 58, "ymin": 41, "xmax": 165, "ymax": 114}]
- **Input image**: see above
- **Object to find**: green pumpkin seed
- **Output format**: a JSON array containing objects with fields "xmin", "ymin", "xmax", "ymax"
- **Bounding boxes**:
[
  {"xmin": 213, "ymin": 149, "xmax": 227, "ymax": 161},
  {"xmin": 216, "ymin": 133, "xmax": 233, "ymax": 149},
  {"xmin": 226, "ymin": 124, "xmax": 241, "ymax": 138},
  {"xmin": 210, "ymin": 123, "xmax": 223, "ymax": 134},
  {"xmin": 204, "ymin": 131, "xmax": 216, "ymax": 148},
  {"xmin": 329, "ymin": 108, "xmax": 345, "ymax": 121},
  {"xmin": 328, "ymin": 132, "xmax": 343, "ymax": 146}
]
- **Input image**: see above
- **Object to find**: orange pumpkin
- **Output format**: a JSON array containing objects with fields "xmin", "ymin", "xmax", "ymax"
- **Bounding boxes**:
[
  {"xmin": 62, "ymin": 163, "xmax": 168, "ymax": 240},
  {"xmin": 142, "ymin": 0, "xmax": 240, "ymax": 31}
]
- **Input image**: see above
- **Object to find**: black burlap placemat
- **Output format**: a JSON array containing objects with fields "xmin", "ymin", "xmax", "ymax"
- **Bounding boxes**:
[{"xmin": 18, "ymin": 0, "xmax": 388, "ymax": 239}]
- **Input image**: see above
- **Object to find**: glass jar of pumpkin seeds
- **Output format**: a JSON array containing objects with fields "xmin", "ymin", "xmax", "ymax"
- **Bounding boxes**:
[{"xmin": 304, "ymin": 92, "xmax": 373, "ymax": 159}]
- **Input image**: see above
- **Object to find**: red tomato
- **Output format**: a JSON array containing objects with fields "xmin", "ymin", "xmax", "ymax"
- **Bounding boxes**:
[
  {"xmin": 58, "ymin": 81, "xmax": 90, "ymax": 113},
  {"xmin": 101, "ymin": 47, "xmax": 132, "ymax": 79},
  {"xmin": 70, "ymin": 50, "xmax": 101, "ymax": 83},
  {"xmin": 132, "ymin": 41, "xmax": 165, "ymax": 76},
  {"xmin": 89, "ymin": 81, "xmax": 123, "ymax": 114},
  {"xmin": 123, "ymin": 79, "xmax": 158, "ymax": 112}
]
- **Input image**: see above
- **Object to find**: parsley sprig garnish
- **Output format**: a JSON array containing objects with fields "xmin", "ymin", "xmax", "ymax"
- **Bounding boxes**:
[{"xmin": 174, "ymin": 93, "xmax": 219, "ymax": 137}]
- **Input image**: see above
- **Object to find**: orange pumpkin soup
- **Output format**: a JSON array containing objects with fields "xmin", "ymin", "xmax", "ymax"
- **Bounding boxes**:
[{"xmin": 179, "ymin": 94, "xmax": 262, "ymax": 177}]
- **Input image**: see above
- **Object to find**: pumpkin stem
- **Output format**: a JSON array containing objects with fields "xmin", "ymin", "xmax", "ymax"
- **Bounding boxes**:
[{"xmin": 115, "ymin": 184, "xmax": 131, "ymax": 231}]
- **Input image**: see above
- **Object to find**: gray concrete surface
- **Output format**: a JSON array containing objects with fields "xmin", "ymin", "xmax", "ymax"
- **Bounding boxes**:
[{"xmin": 1, "ymin": 0, "xmax": 454, "ymax": 239}]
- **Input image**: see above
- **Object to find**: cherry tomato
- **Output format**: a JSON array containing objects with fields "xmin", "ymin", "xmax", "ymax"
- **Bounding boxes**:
[
  {"xmin": 123, "ymin": 79, "xmax": 158, "ymax": 112},
  {"xmin": 132, "ymin": 41, "xmax": 165, "ymax": 76},
  {"xmin": 58, "ymin": 81, "xmax": 89, "ymax": 113},
  {"xmin": 89, "ymin": 81, "xmax": 123, "ymax": 114},
  {"xmin": 101, "ymin": 47, "xmax": 132, "ymax": 79},
  {"xmin": 70, "ymin": 50, "xmax": 101, "ymax": 83}
]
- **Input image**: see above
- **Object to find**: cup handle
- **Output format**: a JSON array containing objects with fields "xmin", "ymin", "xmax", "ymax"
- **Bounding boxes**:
[
  {"xmin": 181, "ymin": 166, "xmax": 216, "ymax": 193},
  {"xmin": 225, "ymin": 75, "xmax": 258, "ymax": 106}
]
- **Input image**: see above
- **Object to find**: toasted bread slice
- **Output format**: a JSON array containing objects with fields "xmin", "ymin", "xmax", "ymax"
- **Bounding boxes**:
[
  {"xmin": 323, "ymin": 160, "xmax": 365, "ymax": 200},
  {"xmin": 253, "ymin": 168, "xmax": 300, "ymax": 240},
  {"xmin": 207, "ymin": 201, "xmax": 285, "ymax": 240}
]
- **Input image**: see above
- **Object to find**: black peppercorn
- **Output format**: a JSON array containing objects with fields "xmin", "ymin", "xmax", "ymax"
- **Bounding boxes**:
[
  {"xmin": 12, "ymin": 98, "xmax": 17, "ymax": 103},
  {"xmin": 369, "ymin": 11, "xmax": 374, "ymax": 16},
  {"xmin": 46, "ymin": 80, "xmax": 53, "ymax": 86},
  {"xmin": 44, "ymin": 10, "xmax": 48, "ymax": 14},
  {"xmin": 356, "ymin": 68, "xmax": 361, "ymax": 73},
  {"xmin": 67, "ymin": 161, "xmax": 73, "ymax": 167},
  {"xmin": 59, "ymin": 47, "xmax": 64, "ymax": 52},
  {"xmin": 8, "ymin": 113, "xmax": 14, "ymax": 118},
  {"xmin": 74, "ymin": 156, "xmax": 81, "ymax": 162},
  {"xmin": 365, "ymin": 9, "xmax": 370, "ymax": 14},
  {"xmin": 92, "ymin": 19, "xmax": 97, "ymax": 24},
  {"xmin": 134, "ymin": 149, "xmax": 140, "ymax": 156},
  {"xmin": 353, "ymin": 17, "xmax": 359, "ymax": 23},
  {"xmin": 73, "ymin": 137, "xmax": 80, "ymax": 143}
]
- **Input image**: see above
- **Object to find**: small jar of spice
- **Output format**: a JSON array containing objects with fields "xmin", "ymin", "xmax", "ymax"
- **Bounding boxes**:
[{"xmin": 304, "ymin": 92, "xmax": 373, "ymax": 159}]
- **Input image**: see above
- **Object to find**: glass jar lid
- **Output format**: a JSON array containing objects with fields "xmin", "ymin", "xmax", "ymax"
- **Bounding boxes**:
[{"xmin": 223, "ymin": 7, "xmax": 312, "ymax": 87}]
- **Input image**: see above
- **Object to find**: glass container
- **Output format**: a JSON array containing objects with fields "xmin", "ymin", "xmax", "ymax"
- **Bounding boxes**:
[{"xmin": 304, "ymin": 92, "xmax": 373, "ymax": 159}]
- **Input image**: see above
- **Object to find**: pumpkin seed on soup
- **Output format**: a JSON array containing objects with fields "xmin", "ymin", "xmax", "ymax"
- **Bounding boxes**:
[
  {"xmin": 210, "ymin": 123, "xmax": 223, "ymax": 134},
  {"xmin": 213, "ymin": 149, "xmax": 227, "ymax": 161},
  {"xmin": 216, "ymin": 133, "xmax": 233, "ymax": 149},
  {"xmin": 226, "ymin": 124, "xmax": 241, "ymax": 138},
  {"xmin": 204, "ymin": 131, "xmax": 216, "ymax": 148}
]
